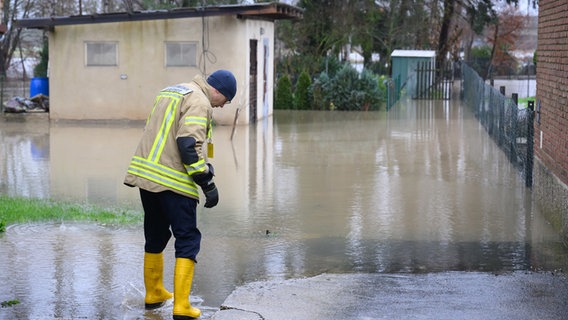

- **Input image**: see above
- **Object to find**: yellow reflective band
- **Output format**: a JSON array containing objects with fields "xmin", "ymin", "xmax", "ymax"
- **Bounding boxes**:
[
  {"xmin": 184, "ymin": 159, "xmax": 207, "ymax": 176},
  {"xmin": 149, "ymin": 95, "xmax": 180, "ymax": 162},
  {"xmin": 127, "ymin": 167, "xmax": 199, "ymax": 197},
  {"xmin": 185, "ymin": 116, "xmax": 207, "ymax": 127},
  {"xmin": 128, "ymin": 156, "xmax": 199, "ymax": 197},
  {"xmin": 159, "ymin": 91, "xmax": 186, "ymax": 99},
  {"xmin": 131, "ymin": 156, "xmax": 190, "ymax": 181},
  {"xmin": 146, "ymin": 96, "xmax": 161, "ymax": 125}
]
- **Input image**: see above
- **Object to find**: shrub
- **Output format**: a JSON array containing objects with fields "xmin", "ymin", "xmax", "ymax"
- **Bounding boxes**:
[
  {"xmin": 275, "ymin": 57, "xmax": 386, "ymax": 111},
  {"xmin": 358, "ymin": 69, "xmax": 382, "ymax": 111},
  {"xmin": 294, "ymin": 70, "xmax": 312, "ymax": 110},
  {"xmin": 310, "ymin": 72, "xmax": 332, "ymax": 110},
  {"xmin": 327, "ymin": 64, "xmax": 359, "ymax": 110},
  {"xmin": 326, "ymin": 64, "xmax": 382, "ymax": 111},
  {"xmin": 275, "ymin": 74, "xmax": 294, "ymax": 110}
]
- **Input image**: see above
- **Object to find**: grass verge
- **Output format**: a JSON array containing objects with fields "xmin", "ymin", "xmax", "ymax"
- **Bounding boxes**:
[
  {"xmin": 0, "ymin": 197, "xmax": 142, "ymax": 307},
  {"xmin": 517, "ymin": 96, "xmax": 535, "ymax": 109},
  {"xmin": 0, "ymin": 196, "xmax": 142, "ymax": 231}
]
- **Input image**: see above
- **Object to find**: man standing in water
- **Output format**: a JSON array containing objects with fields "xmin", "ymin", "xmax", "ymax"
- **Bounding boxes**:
[{"xmin": 124, "ymin": 70, "xmax": 237, "ymax": 319}]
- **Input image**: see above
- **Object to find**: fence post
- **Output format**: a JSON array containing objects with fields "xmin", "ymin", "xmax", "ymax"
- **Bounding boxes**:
[
  {"xmin": 481, "ymin": 82, "xmax": 485, "ymax": 122},
  {"xmin": 498, "ymin": 87, "xmax": 506, "ymax": 146},
  {"xmin": 510, "ymin": 93, "xmax": 519, "ymax": 163},
  {"xmin": 488, "ymin": 89, "xmax": 495, "ymax": 136},
  {"xmin": 428, "ymin": 61, "xmax": 432, "ymax": 99},
  {"xmin": 418, "ymin": 62, "xmax": 423, "ymax": 99},
  {"xmin": 526, "ymin": 100, "xmax": 535, "ymax": 188},
  {"xmin": 446, "ymin": 63, "xmax": 452, "ymax": 100}
]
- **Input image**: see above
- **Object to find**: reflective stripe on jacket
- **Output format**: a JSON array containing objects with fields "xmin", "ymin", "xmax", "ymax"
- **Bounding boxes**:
[{"xmin": 124, "ymin": 75, "xmax": 213, "ymax": 200}]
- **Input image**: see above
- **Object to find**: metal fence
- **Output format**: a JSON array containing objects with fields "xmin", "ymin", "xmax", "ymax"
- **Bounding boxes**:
[
  {"xmin": 386, "ymin": 75, "xmax": 402, "ymax": 110},
  {"xmin": 386, "ymin": 61, "xmax": 453, "ymax": 110},
  {"xmin": 414, "ymin": 61, "xmax": 453, "ymax": 100},
  {"xmin": 460, "ymin": 62, "xmax": 534, "ymax": 187}
]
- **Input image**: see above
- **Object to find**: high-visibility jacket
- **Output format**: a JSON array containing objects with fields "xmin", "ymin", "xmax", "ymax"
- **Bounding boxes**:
[{"xmin": 124, "ymin": 75, "xmax": 213, "ymax": 200}]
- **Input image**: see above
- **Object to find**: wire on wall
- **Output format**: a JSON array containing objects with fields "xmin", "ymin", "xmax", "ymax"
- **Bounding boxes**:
[{"xmin": 199, "ymin": 1, "xmax": 217, "ymax": 77}]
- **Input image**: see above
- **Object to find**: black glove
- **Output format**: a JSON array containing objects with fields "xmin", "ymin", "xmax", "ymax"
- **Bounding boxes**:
[
  {"xmin": 193, "ymin": 163, "xmax": 219, "ymax": 208},
  {"xmin": 193, "ymin": 163, "xmax": 214, "ymax": 185},
  {"xmin": 201, "ymin": 181, "xmax": 219, "ymax": 208}
]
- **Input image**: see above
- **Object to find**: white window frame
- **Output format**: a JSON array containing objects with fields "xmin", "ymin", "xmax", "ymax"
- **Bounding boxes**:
[
  {"xmin": 85, "ymin": 41, "xmax": 118, "ymax": 67},
  {"xmin": 165, "ymin": 42, "xmax": 197, "ymax": 67}
]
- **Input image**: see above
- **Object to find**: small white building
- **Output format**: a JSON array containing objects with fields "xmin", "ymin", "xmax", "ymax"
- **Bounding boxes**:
[{"xmin": 15, "ymin": 3, "xmax": 303, "ymax": 125}]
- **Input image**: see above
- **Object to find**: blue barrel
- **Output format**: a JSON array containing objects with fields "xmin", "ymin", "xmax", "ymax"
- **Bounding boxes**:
[{"xmin": 30, "ymin": 77, "xmax": 49, "ymax": 97}]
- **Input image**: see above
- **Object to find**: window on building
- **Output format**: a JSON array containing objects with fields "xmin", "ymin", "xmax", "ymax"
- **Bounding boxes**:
[
  {"xmin": 85, "ymin": 42, "xmax": 118, "ymax": 66},
  {"xmin": 165, "ymin": 42, "xmax": 197, "ymax": 67}
]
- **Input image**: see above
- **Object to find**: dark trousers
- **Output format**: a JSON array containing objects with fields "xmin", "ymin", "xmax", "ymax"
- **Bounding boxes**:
[{"xmin": 139, "ymin": 189, "xmax": 201, "ymax": 261}]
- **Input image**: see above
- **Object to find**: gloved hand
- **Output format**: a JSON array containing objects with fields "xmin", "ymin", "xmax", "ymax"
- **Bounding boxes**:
[
  {"xmin": 193, "ymin": 163, "xmax": 219, "ymax": 208},
  {"xmin": 193, "ymin": 163, "xmax": 214, "ymax": 185},
  {"xmin": 201, "ymin": 181, "xmax": 219, "ymax": 208}
]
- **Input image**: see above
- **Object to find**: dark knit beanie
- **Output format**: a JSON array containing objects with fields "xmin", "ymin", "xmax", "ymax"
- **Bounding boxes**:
[{"xmin": 207, "ymin": 70, "xmax": 237, "ymax": 102}]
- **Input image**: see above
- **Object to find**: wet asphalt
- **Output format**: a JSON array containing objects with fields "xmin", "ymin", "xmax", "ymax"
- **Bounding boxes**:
[{"xmin": 210, "ymin": 271, "xmax": 568, "ymax": 320}]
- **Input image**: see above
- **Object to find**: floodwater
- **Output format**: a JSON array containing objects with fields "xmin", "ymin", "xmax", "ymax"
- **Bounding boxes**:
[{"xmin": 1, "ymin": 98, "xmax": 567, "ymax": 319}]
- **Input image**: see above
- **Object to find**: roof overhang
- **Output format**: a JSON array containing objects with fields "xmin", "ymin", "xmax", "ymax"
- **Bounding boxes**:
[
  {"xmin": 391, "ymin": 50, "xmax": 436, "ymax": 58},
  {"xmin": 15, "ymin": 2, "xmax": 303, "ymax": 30}
]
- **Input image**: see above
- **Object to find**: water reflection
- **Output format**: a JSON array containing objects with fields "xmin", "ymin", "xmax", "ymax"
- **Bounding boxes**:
[
  {"xmin": 1, "ymin": 99, "xmax": 567, "ymax": 319},
  {"xmin": 48, "ymin": 121, "xmax": 145, "ymax": 208},
  {"xmin": 0, "ymin": 114, "xmax": 50, "ymax": 198}
]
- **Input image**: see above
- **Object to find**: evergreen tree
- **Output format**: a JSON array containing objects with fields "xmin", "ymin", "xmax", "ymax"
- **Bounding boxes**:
[
  {"xmin": 275, "ymin": 74, "xmax": 294, "ymax": 110},
  {"xmin": 294, "ymin": 70, "xmax": 311, "ymax": 110},
  {"xmin": 33, "ymin": 37, "xmax": 49, "ymax": 77}
]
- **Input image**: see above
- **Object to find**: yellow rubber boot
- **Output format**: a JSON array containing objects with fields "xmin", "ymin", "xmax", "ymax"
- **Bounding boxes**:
[
  {"xmin": 144, "ymin": 252, "xmax": 173, "ymax": 309},
  {"xmin": 173, "ymin": 258, "xmax": 201, "ymax": 319}
]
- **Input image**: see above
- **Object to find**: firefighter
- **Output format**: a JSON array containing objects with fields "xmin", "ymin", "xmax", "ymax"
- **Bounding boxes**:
[{"xmin": 124, "ymin": 69, "xmax": 237, "ymax": 319}]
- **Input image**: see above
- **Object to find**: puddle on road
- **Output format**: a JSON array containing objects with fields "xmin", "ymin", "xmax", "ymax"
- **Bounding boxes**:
[{"xmin": 1, "ymin": 100, "xmax": 566, "ymax": 319}]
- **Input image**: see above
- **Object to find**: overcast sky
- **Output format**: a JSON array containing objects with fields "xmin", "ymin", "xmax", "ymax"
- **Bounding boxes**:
[{"xmin": 514, "ymin": 0, "xmax": 539, "ymax": 16}]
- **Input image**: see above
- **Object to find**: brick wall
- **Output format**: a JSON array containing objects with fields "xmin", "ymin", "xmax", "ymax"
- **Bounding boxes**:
[{"xmin": 534, "ymin": 0, "xmax": 568, "ymax": 237}]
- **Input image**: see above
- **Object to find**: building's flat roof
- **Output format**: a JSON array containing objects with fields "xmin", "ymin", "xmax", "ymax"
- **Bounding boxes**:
[
  {"xmin": 391, "ymin": 50, "xmax": 436, "ymax": 58},
  {"xmin": 15, "ymin": 2, "xmax": 303, "ymax": 30}
]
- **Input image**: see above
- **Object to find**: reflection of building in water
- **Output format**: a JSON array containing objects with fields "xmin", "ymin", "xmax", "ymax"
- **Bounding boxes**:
[
  {"xmin": 0, "ymin": 116, "xmax": 50, "ymax": 198},
  {"xmin": 49, "ymin": 123, "xmax": 143, "ymax": 207}
]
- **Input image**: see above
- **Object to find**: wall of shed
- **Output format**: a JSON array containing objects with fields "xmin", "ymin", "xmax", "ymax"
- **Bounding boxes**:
[
  {"xmin": 47, "ymin": 16, "xmax": 275, "ymax": 125},
  {"xmin": 391, "ymin": 56, "xmax": 435, "ymax": 97}
]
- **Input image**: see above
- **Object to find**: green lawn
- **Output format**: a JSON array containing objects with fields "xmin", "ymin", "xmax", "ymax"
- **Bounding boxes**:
[
  {"xmin": 0, "ymin": 196, "xmax": 141, "ymax": 232},
  {"xmin": 517, "ymin": 96, "xmax": 536, "ymax": 109}
]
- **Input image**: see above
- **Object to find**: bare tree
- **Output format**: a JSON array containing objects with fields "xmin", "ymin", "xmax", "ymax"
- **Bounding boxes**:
[
  {"xmin": 32, "ymin": 0, "xmax": 79, "ymax": 16},
  {"xmin": 485, "ymin": 5, "xmax": 525, "ymax": 77},
  {"xmin": 0, "ymin": 0, "xmax": 35, "ymax": 79}
]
